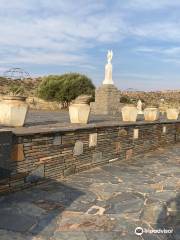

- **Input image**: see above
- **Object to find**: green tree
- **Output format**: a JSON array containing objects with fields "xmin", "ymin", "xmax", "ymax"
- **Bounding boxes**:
[
  {"xmin": 37, "ymin": 73, "xmax": 95, "ymax": 108},
  {"xmin": 120, "ymin": 96, "xmax": 133, "ymax": 104}
]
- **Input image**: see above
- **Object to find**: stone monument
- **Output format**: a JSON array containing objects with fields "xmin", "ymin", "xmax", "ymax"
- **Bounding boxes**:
[
  {"xmin": 90, "ymin": 50, "xmax": 120, "ymax": 115},
  {"xmin": 137, "ymin": 99, "xmax": 143, "ymax": 114}
]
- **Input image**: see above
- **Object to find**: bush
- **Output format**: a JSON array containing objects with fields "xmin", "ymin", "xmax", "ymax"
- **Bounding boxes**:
[
  {"xmin": 7, "ymin": 83, "xmax": 25, "ymax": 96},
  {"xmin": 120, "ymin": 96, "xmax": 133, "ymax": 104},
  {"xmin": 37, "ymin": 73, "xmax": 95, "ymax": 107}
]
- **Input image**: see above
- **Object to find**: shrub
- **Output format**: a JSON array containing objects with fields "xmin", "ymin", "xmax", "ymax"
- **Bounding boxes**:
[
  {"xmin": 120, "ymin": 96, "xmax": 133, "ymax": 104},
  {"xmin": 37, "ymin": 73, "xmax": 95, "ymax": 107},
  {"xmin": 7, "ymin": 83, "xmax": 25, "ymax": 96}
]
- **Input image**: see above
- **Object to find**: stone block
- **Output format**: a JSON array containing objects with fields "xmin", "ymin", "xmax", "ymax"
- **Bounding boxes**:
[
  {"xmin": 90, "ymin": 85, "xmax": 120, "ymax": 115},
  {"xmin": 11, "ymin": 144, "xmax": 24, "ymax": 161},
  {"xmin": 73, "ymin": 141, "xmax": 83, "ymax": 156},
  {"xmin": 89, "ymin": 133, "xmax": 97, "ymax": 147}
]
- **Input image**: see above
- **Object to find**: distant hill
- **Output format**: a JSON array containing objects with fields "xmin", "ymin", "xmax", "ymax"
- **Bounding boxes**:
[
  {"xmin": 121, "ymin": 90, "xmax": 180, "ymax": 107},
  {"xmin": 0, "ymin": 76, "xmax": 179, "ymax": 108},
  {"xmin": 0, "ymin": 76, "xmax": 41, "ymax": 96}
]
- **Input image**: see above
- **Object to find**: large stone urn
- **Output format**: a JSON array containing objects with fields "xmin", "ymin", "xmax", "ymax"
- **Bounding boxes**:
[
  {"xmin": 0, "ymin": 96, "xmax": 28, "ymax": 127},
  {"xmin": 166, "ymin": 108, "xmax": 179, "ymax": 120},
  {"xmin": 121, "ymin": 105, "xmax": 138, "ymax": 122},
  {"xmin": 144, "ymin": 107, "xmax": 159, "ymax": 121},
  {"xmin": 69, "ymin": 95, "xmax": 91, "ymax": 124}
]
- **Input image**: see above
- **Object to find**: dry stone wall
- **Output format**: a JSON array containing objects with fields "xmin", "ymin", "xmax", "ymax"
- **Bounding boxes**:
[{"xmin": 0, "ymin": 121, "xmax": 179, "ymax": 194}]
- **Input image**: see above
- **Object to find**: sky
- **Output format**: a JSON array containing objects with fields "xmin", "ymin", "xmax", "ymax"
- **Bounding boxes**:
[{"xmin": 1, "ymin": 0, "xmax": 180, "ymax": 91}]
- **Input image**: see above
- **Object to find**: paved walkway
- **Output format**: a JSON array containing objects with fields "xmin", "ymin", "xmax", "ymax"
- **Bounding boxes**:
[
  {"xmin": 25, "ymin": 110, "xmax": 120, "ymax": 126},
  {"xmin": 0, "ymin": 144, "xmax": 179, "ymax": 240}
]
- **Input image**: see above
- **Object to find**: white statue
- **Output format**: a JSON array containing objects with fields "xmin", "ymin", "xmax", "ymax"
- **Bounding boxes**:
[
  {"xmin": 137, "ymin": 99, "xmax": 143, "ymax": 114},
  {"xmin": 103, "ymin": 50, "xmax": 114, "ymax": 85}
]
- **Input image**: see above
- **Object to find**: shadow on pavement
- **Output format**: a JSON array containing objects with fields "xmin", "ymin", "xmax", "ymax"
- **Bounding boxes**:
[{"xmin": 0, "ymin": 179, "xmax": 85, "ymax": 238}]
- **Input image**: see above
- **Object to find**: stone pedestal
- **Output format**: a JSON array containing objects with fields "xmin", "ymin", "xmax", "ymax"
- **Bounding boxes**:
[{"xmin": 90, "ymin": 84, "xmax": 120, "ymax": 115}]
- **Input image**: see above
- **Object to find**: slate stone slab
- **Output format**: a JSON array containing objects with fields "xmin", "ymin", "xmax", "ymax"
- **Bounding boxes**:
[
  {"xmin": 0, "ymin": 211, "xmax": 36, "ymax": 233},
  {"xmin": 52, "ymin": 231, "xmax": 87, "ymax": 240}
]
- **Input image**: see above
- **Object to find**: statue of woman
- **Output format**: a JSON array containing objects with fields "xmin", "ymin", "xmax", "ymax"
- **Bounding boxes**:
[{"xmin": 103, "ymin": 50, "xmax": 114, "ymax": 85}]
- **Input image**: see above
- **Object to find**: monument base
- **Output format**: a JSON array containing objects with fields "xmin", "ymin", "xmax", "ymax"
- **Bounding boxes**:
[{"xmin": 90, "ymin": 84, "xmax": 120, "ymax": 115}]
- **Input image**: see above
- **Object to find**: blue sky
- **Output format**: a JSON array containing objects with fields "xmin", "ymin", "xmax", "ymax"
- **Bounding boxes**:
[{"xmin": 1, "ymin": 0, "xmax": 180, "ymax": 90}]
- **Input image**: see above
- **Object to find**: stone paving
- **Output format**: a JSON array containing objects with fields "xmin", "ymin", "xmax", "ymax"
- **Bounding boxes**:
[
  {"xmin": 0, "ymin": 144, "xmax": 179, "ymax": 240},
  {"xmin": 25, "ymin": 110, "xmax": 119, "ymax": 126}
]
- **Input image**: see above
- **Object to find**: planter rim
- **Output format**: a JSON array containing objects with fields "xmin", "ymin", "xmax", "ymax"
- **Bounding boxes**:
[
  {"xmin": 70, "ymin": 102, "xmax": 89, "ymax": 105},
  {"xmin": 122, "ymin": 105, "xmax": 136, "ymax": 108},
  {"xmin": 145, "ymin": 107, "xmax": 158, "ymax": 109},
  {"xmin": 2, "ymin": 95, "xmax": 27, "ymax": 101}
]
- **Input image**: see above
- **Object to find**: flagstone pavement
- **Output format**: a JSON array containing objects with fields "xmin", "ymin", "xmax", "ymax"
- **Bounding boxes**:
[{"xmin": 0, "ymin": 144, "xmax": 179, "ymax": 240}]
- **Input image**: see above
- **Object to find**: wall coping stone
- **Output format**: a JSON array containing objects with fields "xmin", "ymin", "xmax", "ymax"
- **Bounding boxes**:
[{"xmin": 2, "ymin": 119, "xmax": 179, "ymax": 137}]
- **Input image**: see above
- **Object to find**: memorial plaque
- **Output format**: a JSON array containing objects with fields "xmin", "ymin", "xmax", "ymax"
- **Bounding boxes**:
[
  {"xmin": 118, "ymin": 129, "xmax": 128, "ymax": 137},
  {"xmin": 73, "ymin": 141, "xmax": 83, "ymax": 156},
  {"xmin": 163, "ymin": 126, "xmax": 167, "ymax": 134},
  {"xmin": 89, "ymin": 133, "xmax": 97, "ymax": 147},
  {"xmin": 133, "ymin": 129, "xmax": 139, "ymax": 139},
  {"xmin": 0, "ymin": 130, "xmax": 13, "ymax": 179}
]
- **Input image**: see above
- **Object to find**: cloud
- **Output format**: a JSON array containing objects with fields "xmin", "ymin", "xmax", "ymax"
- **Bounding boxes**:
[
  {"xmin": 0, "ymin": 0, "xmax": 125, "ymax": 67},
  {"xmin": 122, "ymin": 0, "xmax": 180, "ymax": 10},
  {"xmin": 130, "ymin": 22, "xmax": 180, "ymax": 42},
  {"xmin": 135, "ymin": 46, "xmax": 180, "ymax": 59},
  {"xmin": 0, "ymin": 0, "xmax": 180, "ymax": 90}
]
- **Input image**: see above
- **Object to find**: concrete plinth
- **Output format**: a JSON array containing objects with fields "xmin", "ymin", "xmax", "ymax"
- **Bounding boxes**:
[{"xmin": 90, "ymin": 84, "xmax": 120, "ymax": 115}]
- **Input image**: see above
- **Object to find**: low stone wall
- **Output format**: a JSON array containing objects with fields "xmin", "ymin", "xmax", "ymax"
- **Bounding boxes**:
[{"xmin": 0, "ymin": 120, "xmax": 180, "ymax": 194}]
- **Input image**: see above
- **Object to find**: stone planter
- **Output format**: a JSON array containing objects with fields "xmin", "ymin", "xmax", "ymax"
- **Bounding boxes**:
[
  {"xmin": 69, "ymin": 103, "xmax": 90, "ymax": 124},
  {"xmin": 166, "ymin": 108, "xmax": 179, "ymax": 120},
  {"xmin": 144, "ymin": 107, "xmax": 159, "ymax": 121},
  {"xmin": 0, "ymin": 96, "xmax": 28, "ymax": 127},
  {"xmin": 69, "ymin": 95, "xmax": 91, "ymax": 124},
  {"xmin": 121, "ymin": 106, "xmax": 138, "ymax": 122}
]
